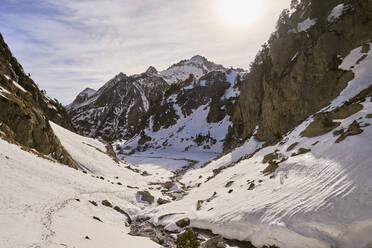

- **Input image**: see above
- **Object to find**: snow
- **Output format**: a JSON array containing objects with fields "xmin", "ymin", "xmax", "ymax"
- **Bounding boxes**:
[
  {"xmin": 0, "ymin": 130, "xmax": 161, "ymax": 248},
  {"xmin": 124, "ymin": 101, "xmax": 232, "ymax": 154},
  {"xmin": 160, "ymin": 64, "xmax": 206, "ymax": 85},
  {"xmin": 134, "ymin": 82, "xmax": 149, "ymax": 111},
  {"xmin": 328, "ymin": 44, "xmax": 372, "ymax": 109},
  {"xmin": 148, "ymin": 96, "xmax": 372, "ymax": 248},
  {"xmin": 160, "ymin": 56, "xmax": 224, "ymax": 84},
  {"xmin": 291, "ymin": 52, "xmax": 299, "ymax": 62},
  {"xmin": 79, "ymin": 88, "xmax": 97, "ymax": 98},
  {"xmin": 12, "ymin": 81, "xmax": 27, "ymax": 92},
  {"xmin": 3, "ymin": 74, "xmax": 27, "ymax": 92},
  {"xmin": 328, "ymin": 4, "xmax": 345, "ymax": 22},
  {"xmin": 297, "ymin": 18, "xmax": 317, "ymax": 32},
  {"xmin": 48, "ymin": 104, "xmax": 57, "ymax": 111},
  {"xmin": 221, "ymin": 70, "xmax": 243, "ymax": 100},
  {"xmin": 2, "ymin": 43, "xmax": 371, "ymax": 248},
  {"xmin": 0, "ymin": 86, "xmax": 10, "ymax": 98}
]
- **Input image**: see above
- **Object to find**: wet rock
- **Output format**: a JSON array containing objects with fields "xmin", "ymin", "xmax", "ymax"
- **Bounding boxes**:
[{"xmin": 130, "ymin": 217, "xmax": 177, "ymax": 247}]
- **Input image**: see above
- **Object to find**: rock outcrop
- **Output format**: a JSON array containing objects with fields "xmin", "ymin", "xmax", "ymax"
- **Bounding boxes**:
[
  {"xmin": 0, "ymin": 33, "xmax": 77, "ymax": 168},
  {"xmin": 226, "ymin": 0, "xmax": 372, "ymax": 150}
]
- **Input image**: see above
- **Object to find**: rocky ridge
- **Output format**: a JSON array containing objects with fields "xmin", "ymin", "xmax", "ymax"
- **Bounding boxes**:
[
  {"xmin": 67, "ymin": 56, "xmax": 231, "ymax": 145},
  {"xmin": 0, "ymin": 33, "xmax": 77, "ymax": 167}
]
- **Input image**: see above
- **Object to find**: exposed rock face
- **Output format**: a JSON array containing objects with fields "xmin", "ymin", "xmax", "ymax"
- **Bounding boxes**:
[
  {"xmin": 0, "ymin": 33, "xmax": 77, "ymax": 168},
  {"xmin": 68, "ymin": 88, "xmax": 96, "ymax": 108},
  {"xmin": 68, "ymin": 72, "xmax": 169, "ymax": 141},
  {"xmin": 226, "ymin": 0, "xmax": 372, "ymax": 150},
  {"xmin": 122, "ymin": 69, "xmax": 242, "ymax": 154},
  {"xmin": 68, "ymin": 56, "xmax": 230, "ymax": 145},
  {"xmin": 175, "ymin": 217, "xmax": 190, "ymax": 228}
]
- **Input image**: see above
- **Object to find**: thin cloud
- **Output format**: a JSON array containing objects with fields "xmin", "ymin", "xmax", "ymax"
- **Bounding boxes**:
[{"xmin": 0, "ymin": 0, "xmax": 290, "ymax": 104}]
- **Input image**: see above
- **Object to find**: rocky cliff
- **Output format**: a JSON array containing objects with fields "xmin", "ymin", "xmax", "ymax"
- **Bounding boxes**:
[
  {"xmin": 0, "ymin": 33, "xmax": 77, "ymax": 168},
  {"xmin": 68, "ymin": 0, "xmax": 371, "ymax": 157},
  {"xmin": 226, "ymin": 0, "xmax": 372, "ymax": 150}
]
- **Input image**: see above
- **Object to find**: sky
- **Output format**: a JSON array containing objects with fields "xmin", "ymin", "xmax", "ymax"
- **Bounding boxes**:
[{"xmin": 0, "ymin": 0, "xmax": 291, "ymax": 104}]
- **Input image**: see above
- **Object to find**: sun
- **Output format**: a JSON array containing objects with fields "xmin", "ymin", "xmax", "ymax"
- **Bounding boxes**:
[{"xmin": 218, "ymin": 0, "xmax": 263, "ymax": 26}]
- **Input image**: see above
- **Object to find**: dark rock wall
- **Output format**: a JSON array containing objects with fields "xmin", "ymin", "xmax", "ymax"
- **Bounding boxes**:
[
  {"xmin": 0, "ymin": 33, "xmax": 77, "ymax": 168},
  {"xmin": 226, "ymin": 0, "xmax": 372, "ymax": 150}
]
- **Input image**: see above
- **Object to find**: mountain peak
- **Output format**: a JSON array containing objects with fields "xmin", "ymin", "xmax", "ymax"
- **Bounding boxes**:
[
  {"xmin": 146, "ymin": 66, "xmax": 158, "ymax": 75},
  {"xmin": 115, "ymin": 72, "xmax": 128, "ymax": 80},
  {"xmin": 189, "ymin": 55, "xmax": 207, "ymax": 63},
  {"xmin": 79, "ymin": 88, "xmax": 96, "ymax": 97}
]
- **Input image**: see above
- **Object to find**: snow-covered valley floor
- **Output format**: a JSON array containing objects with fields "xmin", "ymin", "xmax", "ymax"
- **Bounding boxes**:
[
  {"xmin": 1, "ymin": 101, "xmax": 372, "ymax": 248},
  {"xmin": 0, "ymin": 122, "xmax": 233, "ymax": 248},
  {"xmin": 0, "ymin": 136, "xmax": 161, "ymax": 248}
]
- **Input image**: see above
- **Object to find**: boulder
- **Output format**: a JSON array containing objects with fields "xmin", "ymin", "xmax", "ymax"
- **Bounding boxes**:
[
  {"xmin": 137, "ymin": 191, "xmax": 155, "ymax": 204},
  {"xmin": 201, "ymin": 235, "xmax": 226, "ymax": 248},
  {"xmin": 176, "ymin": 218, "xmax": 190, "ymax": 228}
]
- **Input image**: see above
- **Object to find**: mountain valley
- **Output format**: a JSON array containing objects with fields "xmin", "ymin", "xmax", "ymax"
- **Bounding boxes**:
[{"xmin": 1, "ymin": 0, "xmax": 372, "ymax": 248}]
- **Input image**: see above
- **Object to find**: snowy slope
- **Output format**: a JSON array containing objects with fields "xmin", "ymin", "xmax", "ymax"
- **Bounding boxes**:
[
  {"xmin": 137, "ymin": 44, "xmax": 372, "ymax": 248},
  {"xmin": 1, "ymin": 44, "xmax": 371, "ymax": 247},
  {"xmin": 147, "ymin": 99, "xmax": 372, "ymax": 248},
  {"xmin": 160, "ymin": 55, "xmax": 226, "ymax": 85},
  {"xmin": 121, "ymin": 70, "xmax": 244, "ymax": 155},
  {"xmin": 0, "ymin": 134, "xmax": 161, "ymax": 248}
]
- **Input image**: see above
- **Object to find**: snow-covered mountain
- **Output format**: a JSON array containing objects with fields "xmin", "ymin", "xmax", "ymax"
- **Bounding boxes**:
[
  {"xmin": 159, "ymin": 55, "xmax": 226, "ymax": 85},
  {"xmin": 67, "ymin": 55, "xmax": 229, "ymax": 142},
  {"xmin": 67, "ymin": 71, "xmax": 169, "ymax": 140},
  {"xmin": 120, "ymin": 69, "xmax": 243, "ymax": 155},
  {"xmin": 67, "ymin": 87, "xmax": 96, "ymax": 108}
]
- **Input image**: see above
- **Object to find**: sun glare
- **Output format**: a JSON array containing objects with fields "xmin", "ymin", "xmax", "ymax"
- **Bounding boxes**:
[{"xmin": 218, "ymin": 0, "xmax": 263, "ymax": 26}]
